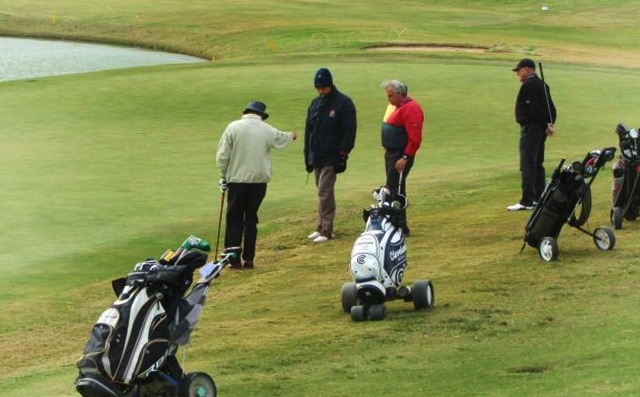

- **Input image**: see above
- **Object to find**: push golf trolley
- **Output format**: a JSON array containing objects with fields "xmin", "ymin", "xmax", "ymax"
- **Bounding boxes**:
[
  {"xmin": 75, "ymin": 235, "xmax": 240, "ymax": 397},
  {"xmin": 341, "ymin": 184, "xmax": 434, "ymax": 321},
  {"xmin": 522, "ymin": 147, "xmax": 617, "ymax": 262},
  {"xmin": 611, "ymin": 123, "xmax": 640, "ymax": 229}
]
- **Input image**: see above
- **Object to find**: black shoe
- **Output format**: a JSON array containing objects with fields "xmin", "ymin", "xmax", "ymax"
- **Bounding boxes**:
[
  {"xmin": 243, "ymin": 261, "xmax": 254, "ymax": 269},
  {"xmin": 228, "ymin": 262, "xmax": 243, "ymax": 270}
]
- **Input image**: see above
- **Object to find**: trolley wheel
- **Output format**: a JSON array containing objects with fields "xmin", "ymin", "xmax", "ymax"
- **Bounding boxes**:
[
  {"xmin": 594, "ymin": 227, "xmax": 616, "ymax": 251},
  {"xmin": 611, "ymin": 207, "xmax": 624, "ymax": 229},
  {"xmin": 538, "ymin": 237, "xmax": 559, "ymax": 262},
  {"xmin": 412, "ymin": 280, "xmax": 435, "ymax": 310},
  {"xmin": 179, "ymin": 372, "xmax": 216, "ymax": 397},
  {"xmin": 340, "ymin": 282, "xmax": 357, "ymax": 313},
  {"xmin": 350, "ymin": 305, "xmax": 366, "ymax": 322},
  {"xmin": 369, "ymin": 304, "xmax": 387, "ymax": 321}
]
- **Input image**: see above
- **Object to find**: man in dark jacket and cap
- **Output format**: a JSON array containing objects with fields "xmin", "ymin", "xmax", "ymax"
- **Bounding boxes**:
[
  {"xmin": 304, "ymin": 67, "xmax": 357, "ymax": 243},
  {"xmin": 508, "ymin": 58, "xmax": 557, "ymax": 211}
]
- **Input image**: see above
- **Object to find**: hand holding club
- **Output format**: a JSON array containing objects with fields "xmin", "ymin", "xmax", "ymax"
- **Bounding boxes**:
[{"xmin": 218, "ymin": 178, "xmax": 228, "ymax": 193}]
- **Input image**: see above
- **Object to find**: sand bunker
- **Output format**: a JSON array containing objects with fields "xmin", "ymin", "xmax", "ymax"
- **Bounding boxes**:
[{"xmin": 364, "ymin": 44, "xmax": 493, "ymax": 53}]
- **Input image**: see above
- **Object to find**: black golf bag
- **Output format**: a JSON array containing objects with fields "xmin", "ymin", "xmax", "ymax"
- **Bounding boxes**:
[
  {"xmin": 522, "ymin": 147, "xmax": 617, "ymax": 261},
  {"xmin": 611, "ymin": 123, "xmax": 640, "ymax": 229},
  {"xmin": 75, "ymin": 236, "xmax": 239, "ymax": 397},
  {"xmin": 341, "ymin": 187, "xmax": 434, "ymax": 321}
]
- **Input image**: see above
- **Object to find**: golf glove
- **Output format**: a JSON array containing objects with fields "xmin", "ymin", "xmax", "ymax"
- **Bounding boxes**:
[
  {"xmin": 334, "ymin": 154, "xmax": 348, "ymax": 174},
  {"xmin": 218, "ymin": 178, "xmax": 228, "ymax": 193}
]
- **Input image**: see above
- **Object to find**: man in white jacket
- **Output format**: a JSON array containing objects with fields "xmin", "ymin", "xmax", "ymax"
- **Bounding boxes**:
[{"xmin": 216, "ymin": 101, "xmax": 297, "ymax": 269}]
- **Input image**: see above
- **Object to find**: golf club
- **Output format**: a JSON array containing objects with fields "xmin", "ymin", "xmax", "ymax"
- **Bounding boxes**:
[
  {"xmin": 214, "ymin": 191, "xmax": 225, "ymax": 260},
  {"xmin": 392, "ymin": 170, "xmax": 405, "ymax": 210},
  {"xmin": 172, "ymin": 234, "xmax": 211, "ymax": 263},
  {"xmin": 538, "ymin": 61, "xmax": 554, "ymax": 127}
]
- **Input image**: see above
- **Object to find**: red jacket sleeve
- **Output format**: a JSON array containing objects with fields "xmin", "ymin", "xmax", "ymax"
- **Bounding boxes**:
[{"xmin": 401, "ymin": 100, "xmax": 424, "ymax": 157}]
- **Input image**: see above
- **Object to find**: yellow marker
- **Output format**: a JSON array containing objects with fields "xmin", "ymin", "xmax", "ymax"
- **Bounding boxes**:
[{"xmin": 159, "ymin": 249, "xmax": 176, "ymax": 263}]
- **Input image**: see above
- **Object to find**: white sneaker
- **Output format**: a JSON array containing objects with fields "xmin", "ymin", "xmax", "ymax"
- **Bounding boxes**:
[
  {"xmin": 308, "ymin": 231, "xmax": 321, "ymax": 239},
  {"xmin": 507, "ymin": 203, "xmax": 533, "ymax": 211},
  {"xmin": 313, "ymin": 235, "xmax": 329, "ymax": 243}
]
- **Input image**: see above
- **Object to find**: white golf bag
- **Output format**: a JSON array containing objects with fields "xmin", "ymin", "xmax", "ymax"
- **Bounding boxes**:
[
  {"xmin": 350, "ymin": 187, "xmax": 408, "ymax": 303},
  {"xmin": 341, "ymin": 187, "xmax": 434, "ymax": 321}
]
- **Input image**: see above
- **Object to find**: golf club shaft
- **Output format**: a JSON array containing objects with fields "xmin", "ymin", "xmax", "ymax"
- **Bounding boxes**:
[
  {"xmin": 538, "ymin": 62, "xmax": 554, "ymax": 126},
  {"xmin": 215, "ymin": 192, "xmax": 225, "ymax": 259}
]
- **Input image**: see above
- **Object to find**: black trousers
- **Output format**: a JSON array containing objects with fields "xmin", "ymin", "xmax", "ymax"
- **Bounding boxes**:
[
  {"xmin": 519, "ymin": 123, "xmax": 547, "ymax": 206},
  {"xmin": 384, "ymin": 149, "xmax": 414, "ymax": 226},
  {"xmin": 224, "ymin": 183, "xmax": 267, "ymax": 262}
]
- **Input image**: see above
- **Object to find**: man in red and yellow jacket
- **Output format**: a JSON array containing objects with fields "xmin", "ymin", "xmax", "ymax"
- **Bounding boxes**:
[{"xmin": 381, "ymin": 80, "xmax": 424, "ymax": 236}]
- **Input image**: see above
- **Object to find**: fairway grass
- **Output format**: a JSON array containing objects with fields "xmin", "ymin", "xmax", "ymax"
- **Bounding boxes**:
[
  {"xmin": 2, "ymin": 1, "xmax": 640, "ymax": 396},
  {"xmin": 2, "ymin": 58, "xmax": 640, "ymax": 397}
]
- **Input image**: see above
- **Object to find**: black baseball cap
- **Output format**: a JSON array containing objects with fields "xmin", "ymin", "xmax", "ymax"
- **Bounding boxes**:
[{"xmin": 512, "ymin": 58, "xmax": 536, "ymax": 71}]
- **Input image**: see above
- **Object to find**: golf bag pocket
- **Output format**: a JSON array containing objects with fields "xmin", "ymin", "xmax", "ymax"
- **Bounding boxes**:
[
  {"xmin": 526, "ymin": 189, "xmax": 569, "ymax": 247},
  {"xmin": 350, "ymin": 234, "xmax": 382, "ymax": 283},
  {"xmin": 133, "ymin": 338, "xmax": 171, "ymax": 380},
  {"xmin": 78, "ymin": 282, "xmax": 171, "ymax": 385},
  {"xmin": 83, "ymin": 309, "xmax": 119, "ymax": 356}
]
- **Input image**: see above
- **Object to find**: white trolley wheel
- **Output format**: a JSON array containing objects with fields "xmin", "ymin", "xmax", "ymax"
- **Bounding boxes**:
[
  {"xmin": 538, "ymin": 237, "xmax": 559, "ymax": 262},
  {"xmin": 593, "ymin": 227, "xmax": 616, "ymax": 251},
  {"xmin": 179, "ymin": 372, "xmax": 216, "ymax": 397}
]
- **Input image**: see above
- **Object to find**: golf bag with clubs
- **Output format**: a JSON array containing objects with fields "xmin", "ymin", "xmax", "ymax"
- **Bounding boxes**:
[
  {"xmin": 611, "ymin": 123, "xmax": 640, "ymax": 229},
  {"xmin": 75, "ymin": 235, "xmax": 240, "ymax": 397},
  {"xmin": 341, "ymin": 184, "xmax": 434, "ymax": 322},
  {"xmin": 522, "ymin": 147, "xmax": 617, "ymax": 262}
]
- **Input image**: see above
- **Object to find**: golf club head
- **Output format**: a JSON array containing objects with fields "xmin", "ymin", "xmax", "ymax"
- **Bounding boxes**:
[
  {"xmin": 372, "ymin": 186, "xmax": 392, "ymax": 205},
  {"xmin": 602, "ymin": 147, "xmax": 617, "ymax": 162},
  {"xmin": 616, "ymin": 123, "xmax": 630, "ymax": 138},
  {"xmin": 392, "ymin": 194, "xmax": 408, "ymax": 210},
  {"xmin": 180, "ymin": 235, "xmax": 211, "ymax": 252},
  {"xmin": 570, "ymin": 160, "xmax": 583, "ymax": 174}
]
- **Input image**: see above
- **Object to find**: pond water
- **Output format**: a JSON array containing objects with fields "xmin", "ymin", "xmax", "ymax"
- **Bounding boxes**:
[{"xmin": 0, "ymin": 37, "xmax": 205, "ymax": 82}]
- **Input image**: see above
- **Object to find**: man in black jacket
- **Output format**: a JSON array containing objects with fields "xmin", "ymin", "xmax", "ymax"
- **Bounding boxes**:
[
  {"xmin": 304, "ymin": 67, "xmax": 357, "ymax": 242},
  {"xmin": 508, "ymin": 58, "xmax": 557, "ymax": 211}
]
